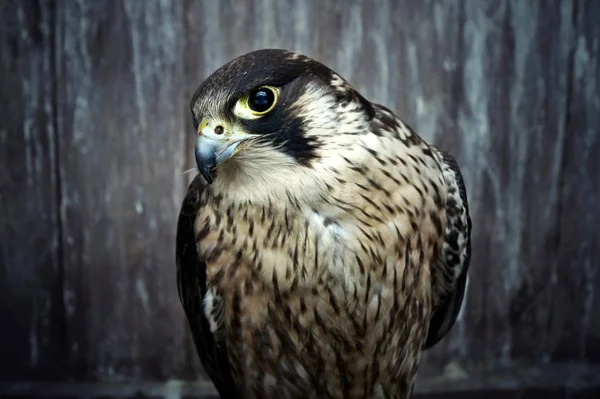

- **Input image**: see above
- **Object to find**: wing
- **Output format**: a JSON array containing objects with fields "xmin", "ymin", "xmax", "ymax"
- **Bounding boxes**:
[
  {"xmin": 424, "ymin": 149, "xmax": 472, "ymax": 349},
  {"xmin": 176, "ymin": 175, "xmax": 237, "ymax": 397}
]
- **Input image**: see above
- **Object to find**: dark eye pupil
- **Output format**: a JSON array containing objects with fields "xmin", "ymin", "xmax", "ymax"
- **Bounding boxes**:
[{"xmin": 249, "ymin": 88, "xmax": 275, "ymax": 113}]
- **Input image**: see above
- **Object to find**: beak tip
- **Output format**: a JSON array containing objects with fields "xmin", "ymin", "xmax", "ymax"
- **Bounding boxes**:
[
  {"xmin": 201, "ymin": 168, "xmax": 214, "ymax": 184},
  {"xmin": 195, "ymin": 147, "xmax": 215, "ymax": 184},
  {"xmin": 196, "ymin": 161, "xmax": 215, "ymax": 184}
]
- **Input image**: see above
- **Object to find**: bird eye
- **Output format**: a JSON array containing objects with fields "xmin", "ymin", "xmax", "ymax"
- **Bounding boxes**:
[
  {"xmin": 247, "ymin": 87, "xmax": 277, "ymax": 115},
  {"xmin": 233, "ymin": 86, "xmax": 279, "ymax": 120}
]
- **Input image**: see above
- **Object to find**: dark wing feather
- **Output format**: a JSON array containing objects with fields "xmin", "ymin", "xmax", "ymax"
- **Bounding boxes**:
[
  {"xmin": 176, "ymin": 175, "xmax": 237, "ymax": 398},
  {"xmin": 424, "ymin": 150, "xmax": 472, "ymax": 349}
]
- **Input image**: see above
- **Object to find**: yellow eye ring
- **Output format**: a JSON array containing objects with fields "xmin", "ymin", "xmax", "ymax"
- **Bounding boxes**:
[
  {"xmin": 245, "ymin": 86, "xmax": 279, "ymax": 116},
  {"xmin": 233, "ymin": 86, "xmax": 280, "ymax": 120}
]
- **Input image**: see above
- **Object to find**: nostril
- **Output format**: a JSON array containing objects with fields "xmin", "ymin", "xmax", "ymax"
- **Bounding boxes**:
[{"xmin": 214, "ymin": 125, "xmax": 224, "ymax": 135}]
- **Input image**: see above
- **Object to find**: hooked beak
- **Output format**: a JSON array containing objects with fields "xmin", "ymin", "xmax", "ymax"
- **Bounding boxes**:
[{"xmin": 195, "ymin": 135, "xmax": 242, "ymax": 184}]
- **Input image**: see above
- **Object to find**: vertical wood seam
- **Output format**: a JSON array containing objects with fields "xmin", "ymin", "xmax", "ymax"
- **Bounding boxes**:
[
  {"xmin": 551, "ymin": 0, "xmax": 581, "ymax": 360},
  {"xmin": 48, "ymin": 0, "xmax": 69, "ymax": 374}
]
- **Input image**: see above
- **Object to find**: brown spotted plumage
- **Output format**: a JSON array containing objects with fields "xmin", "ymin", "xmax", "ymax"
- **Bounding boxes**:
[{"xmin": 176, "ymin": 49, "xmax": 471, "ymax": 399}]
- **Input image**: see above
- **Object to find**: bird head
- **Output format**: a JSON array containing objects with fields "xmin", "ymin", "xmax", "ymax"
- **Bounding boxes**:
[{"xmin": 190, "ymin": 49, "xmax": 375, "ymax": 191}]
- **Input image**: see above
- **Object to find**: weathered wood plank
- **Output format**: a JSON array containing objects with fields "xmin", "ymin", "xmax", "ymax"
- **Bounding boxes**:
[
  {"xmin": 0, "ymin": 0, "xmax": 67, "ymax": 379},
  {"xmin": 552, "ymin": 0, "xmax": 600, "ymax": 362},
  {"xmin": 54, "ymin": 0, "xmax": 188, "ymax": 379},
  {"xmin": 460, "ymin": 0, "xmax": 574, "ymax": 365}
]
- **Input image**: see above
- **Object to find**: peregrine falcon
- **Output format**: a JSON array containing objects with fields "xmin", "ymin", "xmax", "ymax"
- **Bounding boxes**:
[{"xmin": 176, "ymin": 49, "xmax": 471, "ymax": 399}]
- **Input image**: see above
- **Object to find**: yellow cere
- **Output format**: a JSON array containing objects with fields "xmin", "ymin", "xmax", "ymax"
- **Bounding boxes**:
[{"xmin": 197, "ymin": 120, "xmax": 208, "ymax": 134}]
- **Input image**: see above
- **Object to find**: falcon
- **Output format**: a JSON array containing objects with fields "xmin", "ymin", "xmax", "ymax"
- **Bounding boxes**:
[{"xmin": 176, "ymin": 49, "xmax": 471, "ymax": 399}]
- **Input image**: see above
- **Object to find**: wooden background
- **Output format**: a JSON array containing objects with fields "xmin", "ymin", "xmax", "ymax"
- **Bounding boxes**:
[{"xmin": 1, "ymin": 0, "xmax": 599, "ymax": 397}]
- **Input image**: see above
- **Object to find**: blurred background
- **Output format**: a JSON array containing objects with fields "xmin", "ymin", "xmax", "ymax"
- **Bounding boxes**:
[{"xmin": 1, "ymin": 0, "xmax": 599, "ymax": 398}]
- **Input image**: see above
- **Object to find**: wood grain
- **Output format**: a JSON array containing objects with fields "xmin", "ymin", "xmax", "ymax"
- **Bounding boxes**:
[
  {"xmin": 451, "ymin": 0, "xmax": 574, "ymax": 367},
  {"xmin": 552, "ymin": 0, "xmax": 600, "ymax": 362},
  {"xmin": 54, "ymin": 0, "xmax": 188, "ymax": 380},
  {"xmin": 0, "ymin": 0, "xmax": 67, "ymax": 379}
]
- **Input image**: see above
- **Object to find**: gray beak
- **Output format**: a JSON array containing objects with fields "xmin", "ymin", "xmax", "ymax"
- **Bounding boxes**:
[{"xmin": 195, "ymin": 136, "xmax": 241, "ymax": 184}]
